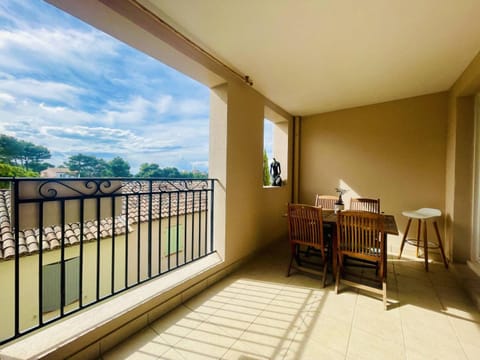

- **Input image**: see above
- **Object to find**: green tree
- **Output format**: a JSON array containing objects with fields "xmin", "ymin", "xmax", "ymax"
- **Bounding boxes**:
[
  {"xmin": 65, "ymin": 154, "xmax": 110, "ymax": 177},
  {"xmin": 136, "ymin": 163, "xmax": 163, "ymax": 177},
  {"xmin": 0, "ymin": 135, "xmax": 23, "ymax": 164},
  {"xmin": 0, "ymin": 135, "xmax": 51, "ymax": 169},
  {"xmin": 136, "ymin": 164, "xmax": 205, "ymax": 178},
  {"xmin": 0, "ymin": 163, "xmax": 37, "ymax": 188},
  {"xmin": 108, "ymin": 156, "xmax": 131, "ymax": 177},
  {"xmin": 160, "ymin": 167, "xmax": 181, "ymax": 178},
  {"xmin": 0, "ymin": 162, "xmax": 38, "ymax": 177},
  {"xmin": 263, "ymin": 149, "xmax": 271, "ymax": 186},
  {"xmin": 23, "ymin": 143, "xmax": 51, "ymax": 171},
  {"xmin": 30, "ymin": 161, "xmax": 54, "ymax": 173}
]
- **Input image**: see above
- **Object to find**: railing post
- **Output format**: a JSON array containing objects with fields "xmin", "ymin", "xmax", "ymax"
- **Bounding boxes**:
[{"xmin": 13, "ymin": 178, "xmax": 20, "ymax": 337}]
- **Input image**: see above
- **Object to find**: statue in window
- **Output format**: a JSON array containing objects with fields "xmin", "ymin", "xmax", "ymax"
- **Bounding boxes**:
[{"xmin": 270, "ymin": 158, "xmax": 282, "ymax": 186}]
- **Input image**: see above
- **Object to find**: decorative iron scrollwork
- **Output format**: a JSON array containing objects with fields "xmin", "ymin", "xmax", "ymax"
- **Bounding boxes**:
[{"xmin": 38, "ymin": 179, "xmax": 123, "ymax": 199}]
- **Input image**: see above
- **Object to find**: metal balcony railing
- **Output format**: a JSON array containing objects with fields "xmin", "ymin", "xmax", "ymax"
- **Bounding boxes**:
[{"xmin": 0, "ymin": 177, "xmax": 216, "ymax": 345}]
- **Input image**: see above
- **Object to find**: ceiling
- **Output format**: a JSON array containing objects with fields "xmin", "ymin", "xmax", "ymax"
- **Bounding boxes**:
[{"xmin": 136, "ymin": 0, "xmax": 480, "ymax": 116}]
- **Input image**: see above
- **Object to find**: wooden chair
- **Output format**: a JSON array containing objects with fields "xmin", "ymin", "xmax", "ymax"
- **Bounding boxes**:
[
  {"xmin": 335, "ymin": 210, "xmax": 387, "ymax": 309},
  {"xmin": 350, "ymin": 197, "xmax": 380, "ymax": 213},
  {"xmin": 315, "ymin": 194, "xmax": 337, "ymax": 210},
  {"xmin": 287, "ymin": 203, "xmax": 328, "ymax": 287},
  {"xmin": 312, "ymin": 194, "xmax": 336, "ymax": 256}
]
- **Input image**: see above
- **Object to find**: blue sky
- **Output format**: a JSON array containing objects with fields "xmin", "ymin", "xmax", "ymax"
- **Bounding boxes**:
[{"xmin": 0, "ymin": 0, "xmax": 211, "ymax": 174}]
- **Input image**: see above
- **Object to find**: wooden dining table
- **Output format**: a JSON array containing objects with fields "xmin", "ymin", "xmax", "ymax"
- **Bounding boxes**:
[
  {"xmin": 323, "ymin": 211, "xmax": 399, "ymax": 235},
  {"xmin": 322, "ymin": 210, "xmax": 399, "ymax": 275}
]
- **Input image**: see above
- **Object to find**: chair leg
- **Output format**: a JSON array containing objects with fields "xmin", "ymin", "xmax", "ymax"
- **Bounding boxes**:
[
  {"xmin": 286, "ymin": 254, "xmax": 294, "ymax": 277},
  {"xmin": 321, "ymin": 262, "xmax": 328, "ymax": 288},
  {"xmin": 398, "ymin": 218, "xmax": 412, "ymax": 259},
  {"xmin": 423, "ymin": 220, "xmax": 429, "ymax": 271},
  {"xmin": 433, "ymin": 221, "xmax": 449, "ymax": 269},
  {"xmin": 335, "ymin": 258, "xmax": 341, "ymax": 294},
  {"xmin": 287, "ymin": 243, "xmax": 296, "ymax": 277},
  {"xmin": 416, "ymin": 219, "xmax": 422, "ymax": 258}
]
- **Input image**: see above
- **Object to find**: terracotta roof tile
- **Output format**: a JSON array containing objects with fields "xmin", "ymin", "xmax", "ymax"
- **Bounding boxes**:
[{"xmin": 0, "ymin": 181, "xmax": 208, "ymax": 260}]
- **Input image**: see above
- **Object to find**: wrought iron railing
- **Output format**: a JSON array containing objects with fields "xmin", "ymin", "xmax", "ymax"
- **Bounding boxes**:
[{"xmin": 0, "ymin": 177, "xmax": 216, "ymax": 345}]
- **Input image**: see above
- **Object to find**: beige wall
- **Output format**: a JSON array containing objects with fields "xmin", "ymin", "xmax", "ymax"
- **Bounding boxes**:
[
  {"xmin": 210, "ymin": 82, "xmax": 292, "ymax": 264},
  {"xmin": 446, "ymin": 50, "xmax": 480, "ymax": 263},
  {"xmin": 299, "ymin": 92, "xmax": 448, "ymax": 250},
  {"xmin": 0, "ymin": 239, "xmax": 125, "ymax": 341}
]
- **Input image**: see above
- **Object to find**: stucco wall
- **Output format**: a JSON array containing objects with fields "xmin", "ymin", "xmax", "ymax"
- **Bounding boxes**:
[
  {"xmin": 210, "ymin": 82, "xmax": 292, "ymax": 265},
  {"xmin": 299, "ymin": 92, "xmax": 448, "ymax": 252},
  {"xmin": 0, "ymin": 239, "xmax": 125, "ymax": 341},
  {"xmin": 446, "ymin": 49, "xmax": 480, "ymax": 263}
]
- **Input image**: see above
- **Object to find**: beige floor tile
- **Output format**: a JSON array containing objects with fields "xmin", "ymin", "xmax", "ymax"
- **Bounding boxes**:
[
  {"xmin": 400, "ymin": 303, "xmax": 454, "ymax": 329},
  {"xmin": 184, "ymin": 284, "xmax": 227, "ymax": 308},
  {"xmin": 102, "ymin": 327, "xmax": 171, "ymax": 360},
  {"xmin": 404, "ymin": 346, "xmax": 467, "ymax": 360},
  {"xmin": 251, "ymin": 310, "xmax": 297, "ymax": 337},
  {"xmin": 258, "ymin": 320, "xmax": 298, "ymax": 340},
  {"xmin": 299, "ymin": 313, "xmax": 351, "ymax": 355},
  {"xmin": 171, "ymin": 326, "xmax": 235, "ymax": 359},
  {"xmin": 286, "ymin": 273, "xmax": 327, "ymax": 289},
  {"xmin": 102, "ymin": 241, "xmax": 480, "ymax": 360},
  {"xmin": 149, "ymin": 306, "xmax": 205, "ymax": 346},
  {"xmin": 203, "ymin": 308, "xmax": 255, "ymax": 336},
  {"xmin": 159, "ymin": 347, "xmax": 202, "ymax": 360},
  {"xmin": 347, "ymin": 327, "xmax": 406, "ymax": 360},
  {"xmin": 239, "ymin": 323, "xmax": 292, "ymax": 350},
  {"xmin": 224, "ymin": 336, "xmax": 287, "ymax": 360},
  {"xmin": 318, "ymin": 289, "xmax": 357, "ymax": 323},
  {"xmin": 461, "ymin": 341, "xmax": 480, "ymax": 360},
  {"xmin": 284, "ymin": 332, "xmax": 345, "ymax": 360},
  {"xmin": 402, "ymin": 313, "xmax": 466, "ymax": 360},
  {"xmin": 448, "ymin": 315, "xmax": 480, "ymax": 349},
  {"xmin": 353, "ymin": 302, "xmax": 404, "ymax": 343},
  {"xmin": 221, "ymin": 346, "xmax": 274, "ymax": 360}
]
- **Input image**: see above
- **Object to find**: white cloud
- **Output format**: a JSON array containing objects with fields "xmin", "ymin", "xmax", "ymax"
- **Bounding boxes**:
[
  {"xmin": 0, "ymin": 27, "xmax": 118, "ymax": 75},
  {"xmin": 154, "ymin": 95, "xmax": 173, "ymax": 114},
  {"xmin": 0, "ymin": 92, "xmax": 15, "ymax": 103},
  {"xmin": 0, "ymin": 76, "xmax": 85, "ymax": 104},
  {"xmin": 0, "ymin": 0, "xmax": 210, "ymax": 173},
  {"xmin": 176, "ymin": 99, "xmax": 209, "ymax": 115}
]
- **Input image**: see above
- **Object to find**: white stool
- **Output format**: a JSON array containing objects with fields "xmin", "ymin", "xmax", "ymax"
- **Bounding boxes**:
[{"xmin": 398, "ymin": 208, "xmax": 448, "ymax": 271}]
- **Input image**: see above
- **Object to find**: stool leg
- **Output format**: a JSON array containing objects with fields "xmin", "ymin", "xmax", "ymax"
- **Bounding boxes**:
[
  {"xmin": 423, "ymin": 220, "xmax": 429, "ymax": 271},
  {"xmin": 433, "ymin": 221, "xmax": 449, "ymax": 269},
  {"xmin": 398, "ymin": 218, "xmax": 412, "ymax": 259},
  {"xmin": 416, "ymin": 219, "xmax": 422, "ymax": 258}
]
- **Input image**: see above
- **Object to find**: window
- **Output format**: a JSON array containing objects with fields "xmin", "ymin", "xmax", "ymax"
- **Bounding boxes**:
[
  {"xmin": 263, "ymin": 107, "xmax": 289, "ymax": 187},
  {"xmin": 263, "ymin": 119, "xmax": 274, "ymax": 186},
  {"xmin": 42, "ymin": 257, "xmax": 80, "ymax": 313}
]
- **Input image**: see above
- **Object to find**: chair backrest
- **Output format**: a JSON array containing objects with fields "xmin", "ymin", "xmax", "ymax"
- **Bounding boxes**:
[
  {"xmin": 336, "ymin": 210, "xmax": 384, "ymax": 263},
  {"xmin": 349, "ymin": 198, "xmax": 380, "ymax": 213},
  {"xmin": 315, "ymin": 194, "xmax": 337, "ymax": 210},
  {"xmin": 287, "ymin": 203, "xmax": 325, "ymax": 256}
]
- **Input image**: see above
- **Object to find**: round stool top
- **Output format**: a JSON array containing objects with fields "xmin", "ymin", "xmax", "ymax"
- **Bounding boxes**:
[{"xmin": 402, "ymin": 208, "xmax": 441, "ymax": 219}]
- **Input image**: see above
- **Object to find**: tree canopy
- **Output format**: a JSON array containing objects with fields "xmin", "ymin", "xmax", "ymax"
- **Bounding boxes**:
[
  {"xmin": 136, "ymin": 163, "xmax": 206, "ymax": 178},
  {"xmin": 0, "ymin": 134, "xmax": 207, "ymax": 179},
  {"xmin": 0, "ymin": 134, "xmax": 51, "ymax": 172}
]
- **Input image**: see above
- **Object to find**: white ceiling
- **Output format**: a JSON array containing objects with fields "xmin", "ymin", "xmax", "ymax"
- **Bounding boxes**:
[{"xmin": 137, "ymin": 0, "xmax": 480, "ymax": 116}]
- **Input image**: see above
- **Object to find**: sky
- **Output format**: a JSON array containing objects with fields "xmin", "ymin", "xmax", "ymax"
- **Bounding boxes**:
[{"xmin": 0, "ymin": 0, "xmax": 212, "ymax": 174}]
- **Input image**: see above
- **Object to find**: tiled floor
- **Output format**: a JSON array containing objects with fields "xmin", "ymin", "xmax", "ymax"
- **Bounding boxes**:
[{"xmin": 103, "ymin": 241, "xmax": 480, "ymax": 359}]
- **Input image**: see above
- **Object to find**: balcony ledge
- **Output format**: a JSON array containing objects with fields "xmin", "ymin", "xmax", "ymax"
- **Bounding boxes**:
[{"xmin": 0, "ymin": 252, "xmax": 224, "ymax": 360}]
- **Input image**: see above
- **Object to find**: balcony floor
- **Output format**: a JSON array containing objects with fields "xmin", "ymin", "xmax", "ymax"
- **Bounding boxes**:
[{"xmin": 103, "ymin": 242, "xmax": 480, "ymax": 359}]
